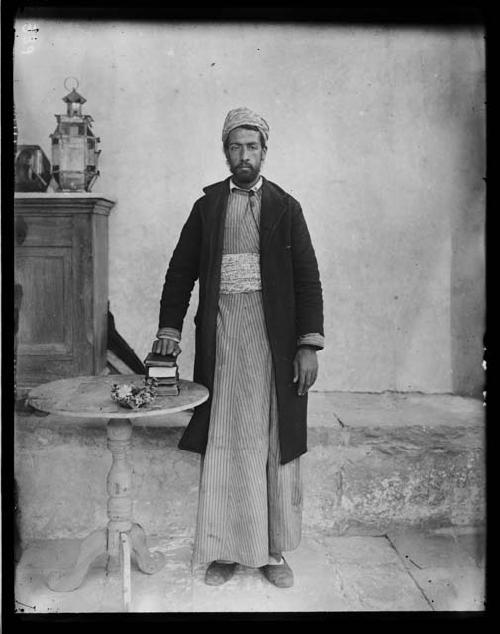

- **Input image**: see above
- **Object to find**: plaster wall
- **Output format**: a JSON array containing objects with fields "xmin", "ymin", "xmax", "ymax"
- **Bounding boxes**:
[{"xmin": 13, "ymin": 21, "xmax": 485, "ymax": 394}]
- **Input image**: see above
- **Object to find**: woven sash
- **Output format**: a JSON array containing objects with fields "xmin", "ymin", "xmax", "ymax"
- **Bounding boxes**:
[{"xmin": 220, "ymin": 252, "xmax": 261, "ymax": 294}]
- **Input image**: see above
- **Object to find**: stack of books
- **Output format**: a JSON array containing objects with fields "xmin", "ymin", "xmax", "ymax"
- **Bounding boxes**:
[{"xmin": 143, "ymin": 352, "xmax": 179, "ymax": 396}]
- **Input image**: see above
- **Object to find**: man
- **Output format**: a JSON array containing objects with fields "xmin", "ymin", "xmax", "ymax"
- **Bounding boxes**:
[{"xmin": 152, "ymin": 107, "xmax": 324, "ymax": 588}]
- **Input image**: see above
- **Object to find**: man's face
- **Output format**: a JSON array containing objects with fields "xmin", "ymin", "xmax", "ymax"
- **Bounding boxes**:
[{"xmin": 225, "ymin": 127, "xmax": 267, "ymax": 185}]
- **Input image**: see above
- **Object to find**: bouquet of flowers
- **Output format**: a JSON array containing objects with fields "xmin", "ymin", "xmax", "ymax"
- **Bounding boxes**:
[{"xmin": 111, "ymin": 382, "xmax": 156, "ymax": 409}]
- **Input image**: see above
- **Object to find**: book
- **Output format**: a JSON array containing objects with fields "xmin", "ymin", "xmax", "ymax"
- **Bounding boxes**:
[
  {"xmin": 151, "ymin": 376, "xmax": 178, "ymax": 385},
  {"xmin": 154, "ymin": 384, "xmax": 179, "ymax": 396},
  {"xmin": 147, "ymin": 366, "xmax": 178, "ymax": 379},
  {"xmin": 144, "ymin": 352, "xmax": 177, "ymax": 367},
  {"xmin": 144, "ymin": 352, "xmax": 180, "ymax": 396}
]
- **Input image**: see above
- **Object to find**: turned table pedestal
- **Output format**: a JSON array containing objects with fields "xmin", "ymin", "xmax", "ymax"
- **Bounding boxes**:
[{"xmin": 27, "ymin": 374, "xmax": 209, "ymax": 611}]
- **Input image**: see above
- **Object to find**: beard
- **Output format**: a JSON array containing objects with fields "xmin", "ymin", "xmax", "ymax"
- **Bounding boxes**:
[{"xmin": 228, "ymin": 161, "xmax": 261, "ymax": 184}]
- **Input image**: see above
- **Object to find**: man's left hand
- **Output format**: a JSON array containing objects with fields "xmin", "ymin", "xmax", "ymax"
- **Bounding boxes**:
[{"xmin": 293, "ymin": 347, "xmax": 318, "ymax": 396}]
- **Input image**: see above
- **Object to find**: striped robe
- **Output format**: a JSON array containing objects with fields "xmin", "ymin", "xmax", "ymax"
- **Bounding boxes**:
[{"xmin": 192, "ymin": 187, "xmax": 303, "ymax": 567}]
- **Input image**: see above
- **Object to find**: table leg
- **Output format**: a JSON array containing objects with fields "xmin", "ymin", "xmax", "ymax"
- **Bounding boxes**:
[
  {"xmin": 106, "ymin": 418, "xmax": 134, "ymax": 607},
  {"xmin": 130, "ymin": 522, "xmax": 166, "ymax": 574},
  {"xmin": 45, "ymin": 417, "xmax": 165, "ymax": 604},
  {"xmin": 46, "ymin": 529, "xmax": 107, "ymax": 592},
  {"xmin": 106, "ymin": 418, "xmax": 165, "ymax": 609},
  {"xmin": 121, "ymin": 533, "xmax": 132, "ymax": 611},
  {"xmin": 106, "ymin": 418, "xmax": 133, "ymax": 569}
]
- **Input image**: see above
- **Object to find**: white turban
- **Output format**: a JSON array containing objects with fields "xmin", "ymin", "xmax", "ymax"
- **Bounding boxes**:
[{"xmin": 222, "ymin": 107, "xmax": 270, "ymax": 145}]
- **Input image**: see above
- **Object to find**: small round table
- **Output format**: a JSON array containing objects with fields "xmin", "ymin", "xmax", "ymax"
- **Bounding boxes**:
[{"xmin": 27, "ymin": 374, "xmax": 209, "ymax": 611}]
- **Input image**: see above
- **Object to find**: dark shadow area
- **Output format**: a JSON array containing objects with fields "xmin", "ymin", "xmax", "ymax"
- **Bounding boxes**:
[
  {"xmin": 450, "ymin": 56, "xmax": 486, "ymax": 398},
  {"xmin": 107, "ymin": 306, "xmax": 146, "ymax": 374}
]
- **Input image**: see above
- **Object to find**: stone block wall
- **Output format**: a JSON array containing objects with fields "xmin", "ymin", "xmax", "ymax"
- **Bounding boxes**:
[{"xmin": 14, "ymin": 393, "xmax": 485, "ymax": 544}]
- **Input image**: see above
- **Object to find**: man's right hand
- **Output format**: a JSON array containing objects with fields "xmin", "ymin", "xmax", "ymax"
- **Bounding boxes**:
[{"xmin": 152, "ymin": 338, "xmax": 181, "ymax": 357}]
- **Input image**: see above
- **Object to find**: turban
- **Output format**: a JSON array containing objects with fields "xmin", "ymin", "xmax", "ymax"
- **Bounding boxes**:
[{"xmin": 222, "ymin": 107, "xmax": 270, "ymax": 145}]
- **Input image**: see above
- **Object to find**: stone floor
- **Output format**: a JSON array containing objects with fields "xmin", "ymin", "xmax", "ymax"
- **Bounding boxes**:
[{"xmin": 13, "ymin": 526, "xmax": 485, "ymax": 614}]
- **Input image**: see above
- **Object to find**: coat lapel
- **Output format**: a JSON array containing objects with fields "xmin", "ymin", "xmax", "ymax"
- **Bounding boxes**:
[
  {"xmin": 203, "ymin": 178, "xmax": 230, "ymax": 255},
  {"xmin": 260, "ymin": 177, "xmax": 287, "ymax": 251},
  {"xmin": 202, "ymin": 176, "xmax": 287, "ymax": 252}
]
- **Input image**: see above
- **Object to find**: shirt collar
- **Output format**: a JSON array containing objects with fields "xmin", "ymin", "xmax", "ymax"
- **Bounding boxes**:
[{"xmin": 229, "ymin": 176, "xmax": 263, "ymax": 193}]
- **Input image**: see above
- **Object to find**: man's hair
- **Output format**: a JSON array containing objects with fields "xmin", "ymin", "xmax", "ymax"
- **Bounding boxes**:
[{"xmin": 223, "ymin": 125, "xmax": 267, "ymax": 154}]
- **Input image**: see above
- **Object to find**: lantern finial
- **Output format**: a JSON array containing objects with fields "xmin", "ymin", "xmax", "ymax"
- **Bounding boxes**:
[{"xmin": 64, "ymin": 76, "xmax": 79, "ymax": 92}]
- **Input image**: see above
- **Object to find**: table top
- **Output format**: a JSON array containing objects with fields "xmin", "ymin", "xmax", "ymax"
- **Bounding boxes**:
[{"xmin": 27, "ymin": 375, "xmax": 209, "ymax": 419}]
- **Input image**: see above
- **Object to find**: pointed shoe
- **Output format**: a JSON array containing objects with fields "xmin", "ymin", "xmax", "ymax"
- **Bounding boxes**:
[
  {"xmin": 261, "ymin": 557, "xmax": 294, "ymax": 588},
  {"xmin": 204, "ymin": 561, "xmax": 237, "ymax": 586}
]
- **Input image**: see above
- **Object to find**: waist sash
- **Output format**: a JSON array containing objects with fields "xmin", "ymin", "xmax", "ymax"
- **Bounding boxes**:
[{"xmin": 220, "ymin": 253, "xmax": 262, "ymax": 294}]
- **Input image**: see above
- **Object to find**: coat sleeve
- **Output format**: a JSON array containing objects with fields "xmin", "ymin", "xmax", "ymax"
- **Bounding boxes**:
[
  {"xmin": 158, "ymin": 200, "xmax": 202, "ymax": 333},
  {"xmin": 290, "ymin": 200, "xmax": 324, "ymax": 338}
]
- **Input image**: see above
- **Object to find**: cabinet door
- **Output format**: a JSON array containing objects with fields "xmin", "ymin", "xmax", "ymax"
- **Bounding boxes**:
[{"xmin": 16, "ymin": 247, "xmax": 74, "ymax": 379}]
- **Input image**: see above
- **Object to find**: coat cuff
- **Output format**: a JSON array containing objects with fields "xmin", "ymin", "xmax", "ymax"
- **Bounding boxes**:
[
  {"xmin": 156, "ymin": 326, "xmax": 181, "ymax": 343},
  {"xmin": 297, "ymin": 332, "xmax": 324, "ymax": 350}
]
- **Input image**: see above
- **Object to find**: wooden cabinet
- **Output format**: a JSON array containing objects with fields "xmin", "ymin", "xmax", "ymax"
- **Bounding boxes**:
[{"xmin": 15, "ymin": 193, "xmax": 115, "ymax": 391}]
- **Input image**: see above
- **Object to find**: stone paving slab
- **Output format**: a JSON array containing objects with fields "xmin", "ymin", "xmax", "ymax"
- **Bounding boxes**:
[
  {"xmin": 14, "ymin": 533, "xmax": 435, "ymax": 613},
  {"xmin": 454, "ymin": 531, "xmax": 487, "ymax": 568},
  {"xmin": 387, "ymin": 528, "xmax": 485, "ymax": 611},
  {"xmin": 187, "ymin": 535, "xmax": 351, "ymax": 613},
  {"xmin": 310, "ymin": 534, "xmax": 431, "ymax": 611}
]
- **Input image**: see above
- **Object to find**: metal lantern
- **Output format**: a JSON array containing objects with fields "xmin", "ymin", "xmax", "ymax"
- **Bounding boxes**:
[{"xmin": 50, "ymin": 78, "xmax": 101, "ymax": 192}]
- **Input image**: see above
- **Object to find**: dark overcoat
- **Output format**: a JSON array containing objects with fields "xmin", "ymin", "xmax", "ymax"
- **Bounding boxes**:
[{"xmin": 158, "ymin": 176, "xmax": 324, "ymax": 464}]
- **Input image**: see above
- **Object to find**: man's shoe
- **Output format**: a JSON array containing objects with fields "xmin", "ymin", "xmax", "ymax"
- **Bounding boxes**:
[
  {"xmin": 261, "ymin": 557, "xmax": 294, "ymax": 588},
  {"xmin": 204, "ymin": 561, "xmax": 237, "ymax": 586}
]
